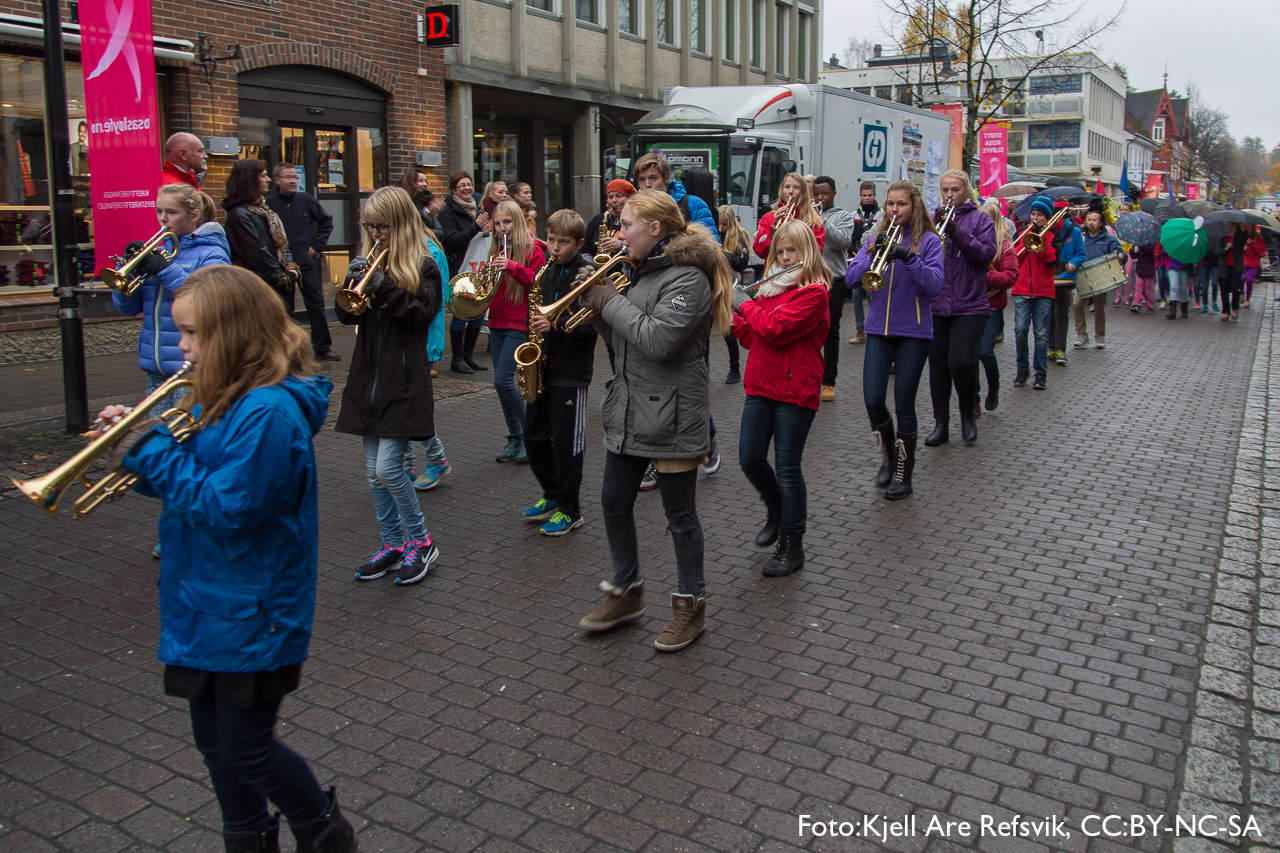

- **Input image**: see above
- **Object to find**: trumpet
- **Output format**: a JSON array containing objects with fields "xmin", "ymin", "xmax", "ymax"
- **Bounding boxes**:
[
  {"xmin": 935, "ymin": 203, "xmax": 956, "ymax": 236},
  {"xmin": 860, "ymin": 221, "xmax": 904, "ymax": 291},
  {"xmin": 774, "ymin": 198, "xmax": 797, "ymax": 227},
  {"xmin": 335, "ymin": 241, "xmax": 390, "ymax": 315},
  {"xmin": 1018, "ymin": 205, "xmax": 1071, "ymax": 256},
  {"xmin": 11, "ymin": 363, "xmax": 198, "ymax": 519},
  {"xmin": 447, "ymin": 235, "xmax": 506, "ymax": 322},
  {"xmin": 99, "ymin": 228, "xmax": 179, "ymax": 295},
  {"xmin": 537, "ymin": 250, "xmax": 636, "ymax": 332}
]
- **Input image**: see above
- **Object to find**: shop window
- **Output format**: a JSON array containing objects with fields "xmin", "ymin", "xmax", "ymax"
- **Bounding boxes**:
[
  {"xmin": 473, "ymin": 121, "xmax": 520, "ymax": 185},
  {"xmin": 544, "ymin": 132, "xmax": 565, "ymax": 217},
  {"xmin": 238, "ymin": 117, "xmax": 270, "ymax": 162},
  {"xmin": 619, "ymin": 0, "xmax": 639, "ymax": 34},
  {"xmin": 316, "ymin": 131, "xmax": 346, "ymax": 190},
  {"xmin": 357, "ymin": 128, "xmax": 384, "ymax": 194}
]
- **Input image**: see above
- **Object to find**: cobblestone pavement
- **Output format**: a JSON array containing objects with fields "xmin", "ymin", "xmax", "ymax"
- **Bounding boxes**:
[{"xmin": 0, "ymin": 293, "xmax": 1272, "ymax": 852}]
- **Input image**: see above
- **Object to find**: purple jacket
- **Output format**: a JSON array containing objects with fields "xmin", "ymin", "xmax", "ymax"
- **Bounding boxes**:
[
  {"xmin": 846, "ymin": 225, "xmax": 944, "ymax": 340},
  {"xmin": 932, "ymin": 203, "xmax": 997, "ymax": 317}
]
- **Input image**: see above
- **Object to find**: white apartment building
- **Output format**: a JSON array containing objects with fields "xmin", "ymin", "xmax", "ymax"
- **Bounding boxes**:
[
  {"xmin": 445, "ymin": 0, "xmax": 823, "ymax": 228},
  {"xmin": 820, "ymin": 50, "xmax": 1128, "ymax": 192}
]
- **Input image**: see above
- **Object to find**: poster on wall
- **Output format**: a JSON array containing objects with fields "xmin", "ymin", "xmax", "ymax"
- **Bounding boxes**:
[
  {"xmin": 901, "ymin": 120, "xmax": 925, "ymax": 193},
  {"xmin": 79, "ymin": 0, "xmax": 161, "ymax": 272},
  {"xmin": 978, "ymin": 126, "xmax": 1008, "ymax": 198},
  {"xmin": 925, "ymin": 140, "xmax": 945, "ymax": 209}
]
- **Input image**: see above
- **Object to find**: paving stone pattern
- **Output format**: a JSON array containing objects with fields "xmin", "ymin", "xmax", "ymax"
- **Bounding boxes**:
[{"xmin": 0, "ymin": 297, "xmax": 1269, "ymax": 851}]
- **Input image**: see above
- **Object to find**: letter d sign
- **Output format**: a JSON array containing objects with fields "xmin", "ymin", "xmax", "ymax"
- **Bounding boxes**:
[
  {"xmin": 863, "ymin": 125, "xmax": 888, "ymax": 174},
  {"xmin": 424, "ymin": 4, "xmax": 460, "ymax": 47}
]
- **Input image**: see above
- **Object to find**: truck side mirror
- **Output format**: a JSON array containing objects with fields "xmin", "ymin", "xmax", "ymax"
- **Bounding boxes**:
[{"xmin": 781, "ymin": 159, "xmax": 797, "ymax": 174}]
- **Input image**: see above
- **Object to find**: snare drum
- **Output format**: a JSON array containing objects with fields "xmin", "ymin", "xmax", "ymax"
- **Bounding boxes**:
[{"xmin": 1075, "ymin": 254, "xmax": 1126, "ymax": 299}]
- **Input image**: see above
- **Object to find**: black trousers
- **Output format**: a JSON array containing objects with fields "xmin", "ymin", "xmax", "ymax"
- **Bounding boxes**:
[
  {"xmin": 822, "ymin": 284, "xmax": 848, "ymax": 385},
  {"xmin": 524, "ymin": 385, "xmax": 588, "ymax": 520},
  {"xmin": 279, "ymin": 265, "xmax": 334, "ymax": 354},
  {"xmin": 1047, "ymin": 284, "xmax": 1073, "ymax": 352},
  {"xmin": 928, "ymin": 314, "xmax": 986, "ymax": 424}
]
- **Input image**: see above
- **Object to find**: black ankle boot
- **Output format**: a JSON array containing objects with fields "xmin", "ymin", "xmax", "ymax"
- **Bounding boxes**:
[
  {"xmin": 959, "ymin": 408, "xmax": 977, "ymax": 443},
  {"xmin": 872, "ymin": 420, "xmax": 896, "ymax": 488},
  {"xmin": 763, "ymin": 531, "xmax": 804, "ymax": 577},
  {"xmin": 755, "ymin": 501, "xmax": 781, "ymax": 547},
  {"xmin": 291, "ymin": 788, "xmax": 356, "ymax": 853},
  {"xmin": 885, "ymin": 433, "xmax": 917, "ymax": 501},
  {"xmin": 450, "ymin": 330, "xmax": 472, "ymax": 374},
  {"xmin": 925, "ymin": 421, "xmax": 948, "ymax": 446},
  {"xmin": 224, "ymin": 815, "xmax": 280, "ymax": 853},
  {"xmin": 462, "ymin": 326, "xmax": 488, "ymax": 371},
  {"xmin": 1181, "ymin": 301, "xmax": 1189, "ymax": 318}
]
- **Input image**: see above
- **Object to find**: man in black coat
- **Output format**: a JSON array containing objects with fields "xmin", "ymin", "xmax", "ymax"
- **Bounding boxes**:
[{"xmin": 267, "ymin": 163, "xmax": 339, "ymax": 361}]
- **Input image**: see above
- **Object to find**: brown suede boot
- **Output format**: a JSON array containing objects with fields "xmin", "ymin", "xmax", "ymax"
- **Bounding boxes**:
[
  {"xmin": 653, "ymin": 594, "xmax": 706, "ymax": 652},
  {"xmin": 579, "ymin": 580, "xmax": 644, "ymax": 632}
]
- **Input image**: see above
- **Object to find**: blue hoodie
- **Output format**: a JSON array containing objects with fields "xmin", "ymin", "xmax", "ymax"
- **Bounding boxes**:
[
  {"xmin": 667, "ymin": 180, "xmax": 721, "ymax": 242},
  {"xmin": 112, "ymin": 223, "xmax": 231, "ymax": 376},
  {"xmin": 123, "ymin": 375, "xmax": 333, "ymax": 673}
]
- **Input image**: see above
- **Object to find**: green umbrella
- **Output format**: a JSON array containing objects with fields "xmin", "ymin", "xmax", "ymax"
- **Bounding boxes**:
[{"xmin": 1160, "ymin": 217, "xmax": 1209, "ymax": 264}]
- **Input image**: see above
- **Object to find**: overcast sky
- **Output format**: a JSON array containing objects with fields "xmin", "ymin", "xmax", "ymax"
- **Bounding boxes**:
[{"xmin": 821, "ymin": 0, "xmax": 1279, "ymax": 151}]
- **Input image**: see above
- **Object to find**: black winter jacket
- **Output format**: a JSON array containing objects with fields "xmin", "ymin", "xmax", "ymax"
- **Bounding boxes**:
[
  {"xmin": 584, "ymin": 211, "xmax": 620, "ymax": 260},
  {"xmin": 334, "ymin": 256, "xmax": 442, "ymax": 439},
  {"xmin": 536, "ymin": 253, "xmax": 599, "ymax": 388},
  {"xmin": 224, "ymin": 202, "xmax": 291, "ymax": 288},
  {"xmin": 266, "ymin": 191, "xmax": 333, "ymax": 270},
  {"xmin": 437, "ymin": 195, "xmax": 483, "ymax": 276}
]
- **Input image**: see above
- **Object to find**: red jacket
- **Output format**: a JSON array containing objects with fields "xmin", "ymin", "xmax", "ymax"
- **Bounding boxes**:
[
  {"xmin": 753, "ymin": 209, "xmax": 826, "ymax": 260},
  {"xmin": 486, "ymin": 239, "xmax": 547, "ymax": 331},
  {"xmin": 1244, "ymin": 233, "xmax": 1267, "ymax": 269},
  {"xmin": 730, "ymin": 283, "xmax": 830, "ymax": 411},
  {"xmin": 986, "ymin": 242, "xmax": 1019, "ymax": 310},
  {"xmin": 160, "ymin": 161, "xmax": 200, "ymax": 189},
  {"xmin": 1010, "ymin": 229, "xmax": 1059, "ymax": 299}
]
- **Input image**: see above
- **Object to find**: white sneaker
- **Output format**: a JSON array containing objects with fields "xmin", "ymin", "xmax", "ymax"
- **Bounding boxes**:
[
  {"xmin": 1073, "ymin": 334, "xmax": 1089, "ymax": 349},
  {"xmin": 1095, "ymin": 336, "xmax": 1105, "ymax": 349}
]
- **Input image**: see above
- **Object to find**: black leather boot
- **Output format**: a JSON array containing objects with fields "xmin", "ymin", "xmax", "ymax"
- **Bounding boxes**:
[
  {"xmin": 959, "ymin": 407, "xmax": 977, "ymax": 443},
  {"xmin": 755, "ymin": 501, "xmax": 781, "ymax": 547},
  {"xmin": 763, "ymin": 530, "xmax": 804, "ymax": 577},
  {"xmin": 872, "ymin": 420, "xmax": 896, "ymax": 488},
  {"xmin": 885, "ymin": 433, "xmax": 917, "ymax": 501},
  {"xmin": 291, "ymin": 788, "xmax": 357, "ymax": 853},
  {"xmin": 462, "ymin": 326, "xmax": 488, "ymax": 371},
  {"xmin": 925, "ymin": 421, "xmax": 948, "ymax": 446},
  {"xmin": 449, "ymin": 329, "xmax": 472, "ymax": 374},
  {"xmin": 1181, "ymin": 301, "xmax": 1189, "ymax": 318},
  {"xmin": 224, "ymin": 815, "xmax": 280, "ymax": 853}
]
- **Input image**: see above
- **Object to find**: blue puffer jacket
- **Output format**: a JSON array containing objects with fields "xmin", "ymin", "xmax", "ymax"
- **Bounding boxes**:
[
  {"xmin": 426, "ymin": 239, "xmax": 449, "ymax": 362},
  {"xmin": 123, "ymin": 375, "xmax": 333, "ymax": 672},
  {"xmin": 1052, "ymin": 222, "xmax": 1086, "ymax": 283},
  {"xmin": 667, "ymin": 180, "xmax": 722, "ymax": 242},
  {"xmin": 111, "ymin": 224, "xmax": 231, "ymax": 376}
]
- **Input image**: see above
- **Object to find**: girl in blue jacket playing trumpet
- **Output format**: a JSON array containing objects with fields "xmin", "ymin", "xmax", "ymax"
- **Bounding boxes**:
[{"xmin": 93, "ymin": 266, "xmax": 356, "ymax": 853}]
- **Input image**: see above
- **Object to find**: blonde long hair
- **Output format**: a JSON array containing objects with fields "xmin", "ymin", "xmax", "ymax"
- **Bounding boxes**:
[
  {"xmin": 869, "ymin": 181, "xmax": 937, "ymax": 254},
  {"xmin": 765, "ymin": 220, "xmax": 830, "ymax": 290},
  {"xmin": 775, "ymin": 172, "xmax": 822, "ymax": 230},
  {"xmin": 940, "ymin": 169, "xmax": 977, "ymax": 205},
  {"xmin": 980, "ymin": 200, "xmax": 1008, "ymax": 246},
  {"xmin": 157, "ymin": 183, "xmax": 217, "ymax": 225},
  {"xmin": 625, "ymin": 190, "xmax": 732, "ymax": 332},
  {"xmin": 488, "ymin": 200, "xmax": 535, "ymax": 302},
  {"xmin": 718, "ymin": 204, "xmax": 749, "ymax": 255},
  {"xmin": 175, "ymin": 265, "xmax": 315, "ymax": 427},
  {"xmin": 360, "ymin": 187, "xmax": 428, "ymax": 293}
]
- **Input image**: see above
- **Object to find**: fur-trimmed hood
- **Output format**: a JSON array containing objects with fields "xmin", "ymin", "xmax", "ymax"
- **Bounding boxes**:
[{"xmin": 644, "ymin": 224, "xmax": 724, "ymax": 282}]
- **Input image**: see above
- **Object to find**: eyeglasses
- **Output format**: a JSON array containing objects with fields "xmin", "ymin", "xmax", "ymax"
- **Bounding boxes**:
[{"xmin": 362, "ymin": 222, "xmax": 391, "ymax": 235}]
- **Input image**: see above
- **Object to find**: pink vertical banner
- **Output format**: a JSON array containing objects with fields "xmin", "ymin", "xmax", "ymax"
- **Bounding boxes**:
[
  {"xmin": 79, "ymin": 0, "xmax": 161, "ymax": 272},
  {"xmin": 978, "ymin": 126, "xmax": 1008, "ymax": 198},
  {"xmin": 1186, "ymin": 183, "xmax": 1200, "ymax": 200},
  {"xmin": 929, "ymin": 104, "xmax": 966, "ymax": 171}
]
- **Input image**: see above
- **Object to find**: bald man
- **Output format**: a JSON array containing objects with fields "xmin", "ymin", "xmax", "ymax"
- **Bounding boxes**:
[{"xmin": 160, "ymin": 132, "xmax": 206, "ymax": 188}]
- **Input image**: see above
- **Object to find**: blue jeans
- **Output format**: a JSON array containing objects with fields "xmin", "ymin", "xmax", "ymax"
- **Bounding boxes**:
[
  {"xmin": 189, "ymin": 694, "xmax": 329, "ymax": 833},
  {"xmin": 1197, "ymin": 264, "xmax": 1218, "ymax": 305},
  {"xmin": 402, "ymin": 435, "xmax": 447, "ymax": 474},
  {"xmin": 449, "ymin": 316, "xmax": 483, "ymax": 332},
  {"xmin": 489, "ymin": 328, "xmax": 527, "ymax": 438},
  {"xmin": 1014, "ymin": 296, "xmax": 1051, "ymax": 377},
  {"xmin": 1167, "ymin": 269, "xmax": 1190, "ymax": 304},
  {"xmin": 738, "ymin": 395, "xmax": 816, "ymax": 535},
  {"xmin": 146, "ymin": 370, "xmax": 191, "ymax": 418},
  {"xmin": 362, "ymin": 436, "xmax": 428, "ymax": 545},
  {"xmin": 851, "ymin": 286, "xmax": 866, "ymax": 331},
  {"xmin": 863, "ymin": 334, "xmax": 931, "ymax": 435},
  {"xmin": 977, "ymin": 309, "xmax": 1002, "ymax": 390}
]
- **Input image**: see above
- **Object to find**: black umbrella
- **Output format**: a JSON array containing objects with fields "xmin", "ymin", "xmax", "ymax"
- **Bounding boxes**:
[
  {"xmin": 1045, "ymin": 177, "xmax": 1085, "ymax": 189},
  {"xmin": 1138, "ymin": 198, "xmax": 1188, "ymax": 223},
  {"xmin": 1181, "ymin": 200, "xmax": 1223, "ymax": 217},
  {"xmin": 1203, "ymin": 209, "xmax": 1280, "ymax": 243},
  {"xmin": 1014, "ymin": 186, "xmax": 1085, "ymax": 220}
]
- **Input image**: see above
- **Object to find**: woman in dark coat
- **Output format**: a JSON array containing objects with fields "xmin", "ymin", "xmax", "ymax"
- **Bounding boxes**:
[
  {"xmin": 435, "ymin": 170, "xmax": 492, "ymax": 373},
  {"xmin": 221, "ymin": 159, "xmax": 298, "ymax": 303},
  {"xmin": 336, "ymin": 187, "xmax": 442, "ymax": 586}
]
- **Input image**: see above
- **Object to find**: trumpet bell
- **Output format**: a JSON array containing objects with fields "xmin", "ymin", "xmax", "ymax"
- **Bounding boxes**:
[
  {"xmin": 334, "ymin": 288, "xmax": 370, "ymax": 315},
  {"xmin": 99, "ymin": 267, "xmax": 136, "ymax": 295},
  {"xmin": 861, "ymin": 270, "xmax": 885, "ymax": 291}
]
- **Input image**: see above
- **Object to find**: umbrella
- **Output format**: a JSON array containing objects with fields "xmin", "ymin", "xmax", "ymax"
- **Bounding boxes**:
[
  {"xmin": 1160, "ymin": 217, "xmax": 1209, "ymax": 264},
  {"xmin": 1114, "ymin": 211, "xmax": 1160, "ymax": 248},
  {"xmin": 1181, "ymin": 200, "xmax": 1223, "ymax": 217},
  {"xmin": 990, "ymin": 182, "xmax": 1046, "ymax": 199},
  {"xmin": 1014, "ymin": 186, "xmax": 1085, "ymax": 220},
  {"xmin": 1138, "ymin": 197, "xmax": 1188, "ymax": 223},
  {"xmin": 1045, "ymin": 177, "xmax": 1085, "ymax": 189},
  {"xmin": 1203, "ymin": 209, "xmax": 1280, "ymax": 243}
]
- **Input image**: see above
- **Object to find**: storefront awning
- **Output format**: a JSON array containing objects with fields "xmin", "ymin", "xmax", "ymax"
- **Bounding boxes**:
[{"xmin": 0, "ymin": 13, "xmax": 195, "ymax": 62}]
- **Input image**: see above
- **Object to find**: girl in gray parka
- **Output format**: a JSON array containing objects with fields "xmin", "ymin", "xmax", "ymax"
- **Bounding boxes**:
[{"xmin": 575, "ymin": 190, "xmax": 733, "ymax": 653}]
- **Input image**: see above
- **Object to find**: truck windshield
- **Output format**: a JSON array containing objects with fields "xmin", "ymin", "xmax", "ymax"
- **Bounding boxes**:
[{"xmin": 728, "ymin": 148, "xmax": 757, "ymax": 207}]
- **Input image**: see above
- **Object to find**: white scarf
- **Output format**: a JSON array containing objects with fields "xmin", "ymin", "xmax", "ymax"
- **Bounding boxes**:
[{"xmin": 757, "ymin": 264, "xmax": 802, "ymax": 298}]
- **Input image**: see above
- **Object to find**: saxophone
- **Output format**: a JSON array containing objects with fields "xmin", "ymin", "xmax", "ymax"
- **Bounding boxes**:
[
  {"xmin": 514, "ymin": 262, "xmax": 550, "ymax": 404},
  {"xmin": 594, "ymin": 208, "xmax": 614, "ymax": 265}
]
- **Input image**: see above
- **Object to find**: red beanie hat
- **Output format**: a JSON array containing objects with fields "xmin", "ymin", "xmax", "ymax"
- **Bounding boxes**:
[{"xmin": 606, "ymin": 179, "xmax": 637, "ymax": 197}]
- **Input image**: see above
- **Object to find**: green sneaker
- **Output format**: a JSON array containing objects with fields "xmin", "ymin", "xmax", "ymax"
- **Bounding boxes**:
[{"xmin": 523, "ymin": 498, "xmax": 559, "ymax": 522}]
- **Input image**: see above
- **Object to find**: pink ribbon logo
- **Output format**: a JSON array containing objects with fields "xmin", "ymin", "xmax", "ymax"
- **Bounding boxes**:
[{"xmin": 87, "ymin": 0, "xmax": 142, "ymax": 103}]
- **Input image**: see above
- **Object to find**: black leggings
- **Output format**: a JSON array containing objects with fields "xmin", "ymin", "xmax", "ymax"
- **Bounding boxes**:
[{"xmin": 928, "ymin": 314, "xmax": 987, "ymax": 424}]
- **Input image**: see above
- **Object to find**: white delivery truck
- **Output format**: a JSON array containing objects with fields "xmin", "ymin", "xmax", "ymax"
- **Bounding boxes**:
[{"xmin": 626, "ymin": 83, "xmax": 955, "ymax": 240}]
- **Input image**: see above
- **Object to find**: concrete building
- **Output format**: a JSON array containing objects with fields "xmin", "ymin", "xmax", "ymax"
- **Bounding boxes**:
[
  {"xmin": 444, "ymin": 0, "xmax": 824, "ymax": 227},
  {"xmin": 819, "ymin": 49, "xmax": 1128, "ymax": 193}
]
